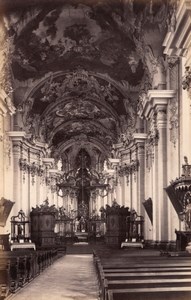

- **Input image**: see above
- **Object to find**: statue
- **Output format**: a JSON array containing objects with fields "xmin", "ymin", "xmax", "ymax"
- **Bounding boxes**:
[
  {"xmin": 74, "ymin": 217, "xmax": 80, "ymax": 232},
  {"xmin": 185, "ymin": 203, "xmax": 191, "ymax": 230},
  {"xmin": 184, "ymin": 156, "xmax": 188, "ymax": 165}
]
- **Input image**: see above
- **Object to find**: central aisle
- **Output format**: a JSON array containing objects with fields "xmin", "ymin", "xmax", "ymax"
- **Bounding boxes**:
[{"xmin": 10, "ymin": 254, "xmax": 99, "ymax": 300}]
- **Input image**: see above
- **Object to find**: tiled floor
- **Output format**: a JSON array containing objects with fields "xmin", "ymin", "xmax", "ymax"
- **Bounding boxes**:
[{"xmin": 10, "ymin": 254, "xmax": 99, "ymax": 300}]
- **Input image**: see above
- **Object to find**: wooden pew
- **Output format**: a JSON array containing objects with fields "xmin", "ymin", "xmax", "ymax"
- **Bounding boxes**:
[
  {"xmin": 0, "ymin": 249, "xmax": 61, "ymax": 298},
  {"xmin": 0, "ymin": 252, "xmax": 37, "ymax": 290},
  {"xmin": 104, "ymin": 278, "xmax": 191, "ymax": 300},
  {"xmin": 103, "ymin": 267, "xmax": 191, "ymax": 272},
  {"xmin": 0, "ymin": 261, "xmax": 10, "ymax": 299},
  {"xmin": 93, "ymin": 254, "xmax": 191, "ymax": 300},
  {"xmin": 107, "ymin": 287, "xmax": 191, "ymax": 300}
]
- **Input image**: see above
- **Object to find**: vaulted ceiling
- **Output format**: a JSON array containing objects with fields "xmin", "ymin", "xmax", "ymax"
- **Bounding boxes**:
[{"xmin": 2, "ymin": 0, "xmax": 171, "ymax": 170}]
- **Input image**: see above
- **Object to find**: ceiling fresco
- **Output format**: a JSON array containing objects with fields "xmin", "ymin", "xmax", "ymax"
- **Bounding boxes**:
[
  {"xmin": 10, "ymin": 3, "xmax": 145, "ymax": 84},
  {"xmin": 1, "ymin": 0, "xmax": 172, "ymax": 168}
]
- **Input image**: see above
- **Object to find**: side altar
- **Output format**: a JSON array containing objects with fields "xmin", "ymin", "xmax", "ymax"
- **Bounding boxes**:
[{"xmin": 10, "ymin": 209, "xmax": 36, "ymax": 251}]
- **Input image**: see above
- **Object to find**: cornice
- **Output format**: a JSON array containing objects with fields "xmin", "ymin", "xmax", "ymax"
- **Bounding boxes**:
[
  {"xmin": 7, "ymin": 131, "xmax": 48, "ymax": 154},
  {"xmin": 108, "ymin": 158, "xmax": 120, "ymax": 165},
  {"xmin": 133, "ymin": 133, "xmax": 147, "ymax": 144},
  {"xmin": 42, "ymin": 158, "xmax": 54, "ymax": 163},
  {"xmin": 141, "ymin": 90, "xmax": 176, "ymax": 119},
  {"xmin": 163, "ymin": 0, "xmax": 191, "ymax": 56},
  {"xmin": 7, "ymin": 131, "xmax": 26, "ymax": 140}
]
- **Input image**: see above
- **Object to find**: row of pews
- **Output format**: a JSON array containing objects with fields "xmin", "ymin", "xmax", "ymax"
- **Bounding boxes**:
[
  {"xmin": 93, "ymin": 249, "xmax": 191, "ymax": 300},
  {"xmin": 0, "ymin": 248, "xmax": 64, "ymax": 299}
]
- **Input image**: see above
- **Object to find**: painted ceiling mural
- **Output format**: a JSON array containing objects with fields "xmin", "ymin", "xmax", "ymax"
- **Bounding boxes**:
[
  {"xmin": 10, "ymin": 3, "xmax": 145, "ymax": 83},
  {"xmin": 2, "ymin": 0, "xmax": 174, "ymax": 170}
]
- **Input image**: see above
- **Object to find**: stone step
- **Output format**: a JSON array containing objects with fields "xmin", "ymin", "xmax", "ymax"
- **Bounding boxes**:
[{"xmin": 66, "ymin": 242, "xmax": 93, "ymax": 254}]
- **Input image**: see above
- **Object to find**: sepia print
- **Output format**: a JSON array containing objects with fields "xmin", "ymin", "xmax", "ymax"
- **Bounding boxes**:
[{"xmin": 0, "ymin": 0, "xmax": 191, "ymax": 299}]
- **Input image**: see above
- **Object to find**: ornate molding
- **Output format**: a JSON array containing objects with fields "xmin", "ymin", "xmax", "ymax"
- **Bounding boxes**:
[
  {"xmin": 134, "ymin": 36, "xmax": 166, "ymax": 89},
  {"xmin": 166, "ymin": 0, "xmax": 178, "ymax": 33},
  {"xmin": 163, "ymin": 0, "xmax": 191, "ymax": 57},
  {"xmin": 139, "ymin": 90, "xmax": 175, "ymax": 119},
  {"xmin": 47, "ymin": 170, "xmax": 62, "ymax": 193},
  {"xmin": 0, "ymin": 35, "xmax": 14, "ymax": 102},
  {"xmin": 0, "ymin": 90, "xmax": 16, "ymax": 116},
  {"xmin": 19, "ymin": 158, "xmax": 45, "ymax": 184},
  {"xmin": 118, "ymin": 160, "xmax": 139, "ymax": 183},
  {"xmin": 167, "ymin": 55, "xmax": 179, "ymax": 69},
  {"xmin": 145, "ymin": 117, "xmax": 158, "ymax": 169},
  {"xmin": 169, "ymin": 96, "xmax": 179, "ymax": 147},
  {"xmin": 182, "ymin": 66, "xmax": 191, "ymax": 91},
  {"xmin": 31, "ymin": 199, "xmax": 57, "ymax": 215}
]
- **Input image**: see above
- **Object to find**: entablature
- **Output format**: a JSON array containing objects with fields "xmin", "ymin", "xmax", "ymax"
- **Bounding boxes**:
[
  {"xmin": 163, "ymin": 0, "xmax": 191, "ymax": 57},
  {"xmin": 138, "ymin": 90, "xmax": 176, "ymax": 120}
]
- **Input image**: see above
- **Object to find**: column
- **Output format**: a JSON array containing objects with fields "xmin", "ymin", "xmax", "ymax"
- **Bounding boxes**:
[
  {"xmin": 96, "ymin": 193, "xmax": 102, "ymax": 215},
  {"xmin": 156, "ymin": 106, "xmax": 168, "ymax": 241},
  {"xmin": 147, "ymin": 90, "xmax": 175, "ymax": 243},
  {"xmin": 134, "ymin": 134, "xmax": 147, "ymax": 215},
  {"xmin": 121, "ymin": 176, "xmax": 126, "ymax": 206},
  {"xmin": 0, "ymin": 92, "xmax": 15, "ymax": 200},
  {"xmin": 107, "ymin": 190, "xmax": 112, "ymax": 206},
  {"xmin": 116, "ymin": 177, "xmax": 122, "ymax": 205},
  {"xmin": 125, "ymin": 174, "xmax": 131, "ymax": 208}
]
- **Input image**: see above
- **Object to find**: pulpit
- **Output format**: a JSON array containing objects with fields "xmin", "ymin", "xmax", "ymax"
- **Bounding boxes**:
[
  {"xmin": 166, "ymin": 157, "xmax": 191, "ymax": 251},
  {"xmin": 30, "ymin": 200, "xmax": 57, "ymax": 248}
]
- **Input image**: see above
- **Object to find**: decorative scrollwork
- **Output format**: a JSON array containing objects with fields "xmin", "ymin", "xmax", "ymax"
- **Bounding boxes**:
[
  {"xmin": 19, "ymin": 159, "xmax": 46, "ymax": 184},
  {"xmin": 182, "ymin": 66, "xmax": 191, "ymax": 91},
  {"xmin": 118, "ymin": 160, "xmax": 139, "ymax": 183}
]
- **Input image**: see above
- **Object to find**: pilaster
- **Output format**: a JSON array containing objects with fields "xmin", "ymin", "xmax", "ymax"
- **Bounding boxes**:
[
  {"xmin": 42, "ymin": 158, "xmax": 55, "ymax": 203},
  {"xmin": 147, "ymin": 90, "xmax": 175, "ymax": 243},
  {"xmin": 133, "ymin": 133, "xmax": 147, "ymax": 216},
  {"xmin": 7, "ymin": 132, "xmax": 26, "ymax": 215},
  {"xmin": 0, "ymin": 90, "xmax": 16, "ymax": 201}
]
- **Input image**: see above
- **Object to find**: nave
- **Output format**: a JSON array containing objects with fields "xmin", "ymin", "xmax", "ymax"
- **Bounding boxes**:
[
  {"xmin": 3, "ymin": 243, "xmax": 191, "ymax": 300},
  {"xmin": 6, "ymin": 247, "xmax": 99, "ymax": 300}
]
